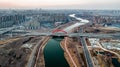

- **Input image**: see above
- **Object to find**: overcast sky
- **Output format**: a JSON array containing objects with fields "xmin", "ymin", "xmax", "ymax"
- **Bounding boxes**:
[{"xmin": 0, "ymin": 0, "xmax": 120, "ymax": 9}]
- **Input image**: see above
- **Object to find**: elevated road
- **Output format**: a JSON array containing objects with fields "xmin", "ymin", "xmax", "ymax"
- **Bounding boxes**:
[
  {"xmin": 79, "ymin": 28, "xmax": 94, "ymax": 67},
  {"xmin": 23, "ymin": 32, "xmax": 120, "ymax": 39},
  {"xmin": 80, "ymin": 37, "xmax": 94, "ymax": 67},
  {"xmin": 0, "ymin": 26, "xmax": 18, "ymax": 35}
]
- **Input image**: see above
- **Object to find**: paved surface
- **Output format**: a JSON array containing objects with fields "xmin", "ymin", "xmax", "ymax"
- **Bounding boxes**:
[
  {"xmin": 97, "ymin": 42, "xmax": 120, "ymax": 59},
  {"xmin": 22, "ymin": 32, "xmax": 120, "ymax": 39},
  {"xmin": 80, "ymin": 37, "xmax": 94, "ymax": 67},
  {"xmin": 79, "ymin": 28, "xmax": 94, "ymax": 67},
  {"xmin": 0, "ymin": 26, "xmax": 18, "ymax": 35}
]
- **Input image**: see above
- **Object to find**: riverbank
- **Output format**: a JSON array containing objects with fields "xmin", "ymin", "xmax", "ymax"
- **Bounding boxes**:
[
  {"xmin": 60, "ymin": 37, "xmax": 83, "ymax": 67},
  {"xmin": 41, "ymin": 13, "xmax": 90, "ymax": 67},
  {"xmin": 44, "ymin": 38, "xmax": 69, "ymax": 67},
  {"xmin": 34, "ymin": 36, "xmax": 50, "ymax": 67},
  {"xmin": 59, "ymin": 14, "xmax": 90, "ymax": 67}
]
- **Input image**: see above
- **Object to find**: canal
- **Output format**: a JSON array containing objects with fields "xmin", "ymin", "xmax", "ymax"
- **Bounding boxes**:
[
  {"xmin": 43, "ymin": 38, "xmax": 69, "ymax": 67},
  {"xmin": 43, "ymin": 14, "xmax": 89, "ymax": 67}
]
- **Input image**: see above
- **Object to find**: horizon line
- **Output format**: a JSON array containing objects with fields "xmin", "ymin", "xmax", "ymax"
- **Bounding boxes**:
[{"xmin": 0, "ymin": 8, "xmax": 120, "ymax": 10}]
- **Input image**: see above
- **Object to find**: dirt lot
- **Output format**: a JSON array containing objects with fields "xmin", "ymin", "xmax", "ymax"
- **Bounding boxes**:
[
  {"xmin": 61, "ymin": 37, "xmax": 86, "ymax": 67},
  {"xmin": 0, "ymin": 36, "xmax": 42, "ymax": 67},
  {"xmin": 84, "ymin": 25, "xmax": 120, "ymax": 33}
]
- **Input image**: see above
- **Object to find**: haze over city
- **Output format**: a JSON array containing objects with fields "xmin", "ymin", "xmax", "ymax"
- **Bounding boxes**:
[{"xmin": 0, "ymin": 0, "xmax": 120, "ymax": 9}]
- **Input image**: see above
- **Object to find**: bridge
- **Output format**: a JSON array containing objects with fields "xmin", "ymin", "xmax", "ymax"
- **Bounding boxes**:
[
  {"xmin": 23, "ymin": 32, "xmax": 120, "ymax": 39},
  {"xmin": 52, "ymin": 29, "xmax": 67, "ymax": 34},
  {"xmin": 23, "ymin": 29, "xmax": 120, "ymax": 67},
  {"xmin": 0, "ymin": 26, "xmax": 20, "ymax": 35},
  {"xmin": 1, "ymin": 27, "xmax": 120, "ymax": 39},
  {"xmin": 2, "ymin": 29, "xmax": 120, "ymax": 39},
  {"xmin": 1, "ymin": 28, "xmax": 120, "ymax": 67}
]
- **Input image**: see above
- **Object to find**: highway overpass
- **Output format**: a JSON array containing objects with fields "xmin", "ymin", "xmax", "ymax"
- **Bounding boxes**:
[
  {"xmin": 0, "ymin": 26, "xmax": 19, "ymax": 35},
  {"xmin": 23, "ymin": 32, "xmax": 120, "ymax": 39}
]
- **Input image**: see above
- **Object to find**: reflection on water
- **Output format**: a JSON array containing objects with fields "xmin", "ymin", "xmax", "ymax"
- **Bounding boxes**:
[{"xmin": 44, "ymin": 38, "xmax": 69, "ymax": 67}]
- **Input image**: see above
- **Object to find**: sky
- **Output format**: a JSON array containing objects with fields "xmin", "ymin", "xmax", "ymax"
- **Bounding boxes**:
[{"xmin": 0, "ymin": 0, "xmax": 120, "ymax": 9}]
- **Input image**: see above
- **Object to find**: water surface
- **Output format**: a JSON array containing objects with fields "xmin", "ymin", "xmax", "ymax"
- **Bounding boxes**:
[{"xmin": 44, "ymin": 38, "xmax": 69, "ymax": 67}]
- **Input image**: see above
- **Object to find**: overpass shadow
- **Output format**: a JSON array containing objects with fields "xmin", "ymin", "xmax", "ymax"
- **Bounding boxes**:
[{"xmin": 52, "ymin": 36, "xmax": 65, "ymax": 41}]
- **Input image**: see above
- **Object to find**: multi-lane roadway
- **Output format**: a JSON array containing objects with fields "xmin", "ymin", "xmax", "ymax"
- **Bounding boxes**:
[
  {"xmin": 79, "ymin": 27, "xmax": 94, "ymax": 67},
  {"xmin": 80, "ymin": 37, "xmax": 94, "ymax": 67},
  {"xmin": 22, "ymin": 32, "xmax": 120, "ymax": 39}
]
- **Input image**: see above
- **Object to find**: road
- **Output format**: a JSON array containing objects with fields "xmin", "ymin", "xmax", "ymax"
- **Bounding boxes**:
[
  {"xmin": 79, "ymin": 27, "xmax": 94, "ymax": 67},
  {"xmin": 23, "ymin": 32, "xmax": 120, "ymax": 39},
  {"xmin": 0, "ymin": 26, "xmax": 20, "ymax": 35},
  {"xmin": 27, "ymin": 38, "xmax": 43, "ymax": 67},
  {"xmin": 0, "ymin": 27, "xmax": 15, "ymax": 34},
  {"xmin": 65, "ymin": 37, "xmax": 77, "ymax": 67},
  {"xmin": 97, "ymin": 42, "xmax": 120, "ymax": 60},
  {"xmin": 80, "ymin": 37, "xmax": 94, "ymax": 67}
]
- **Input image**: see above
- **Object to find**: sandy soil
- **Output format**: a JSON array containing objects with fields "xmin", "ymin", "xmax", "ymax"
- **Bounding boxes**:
[
  {"xmin": 61, "ymin": 37, "xmax": 83, "ymax": 67},
  {"xmin": 0, "ymin": 36, "xmax": 42, "ymax": 67}
]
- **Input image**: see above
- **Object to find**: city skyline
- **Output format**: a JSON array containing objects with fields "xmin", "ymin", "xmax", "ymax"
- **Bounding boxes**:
[{"xmin": 0, "ymin": 0, "xmax": 120, "ymax": 9}]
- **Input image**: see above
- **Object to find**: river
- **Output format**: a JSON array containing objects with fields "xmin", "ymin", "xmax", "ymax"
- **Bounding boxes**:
[
  {"xmin": 43, "ymin": 14, "xmax": 89, "ymax": 67},
  {"xmin": 44, "ymin": 38, "xmax": 69, "ymax": 67},
  {"xmin": 64, "ymin": 14, "xmax": 89, "ymax": 32}
]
